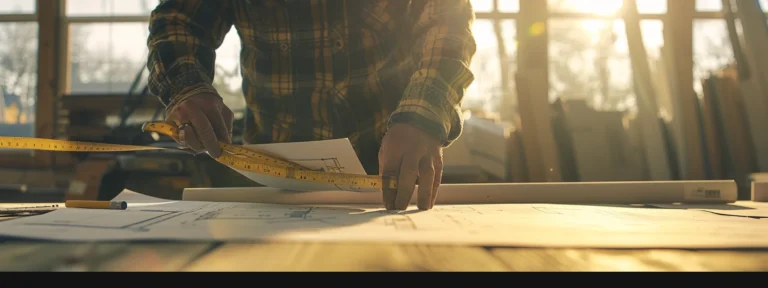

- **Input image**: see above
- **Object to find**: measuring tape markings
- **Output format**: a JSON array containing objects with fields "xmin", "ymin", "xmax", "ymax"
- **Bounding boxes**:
[
  {"xmin": 0, "ymin": 122, "xmax": 397, "ymax": 190},
  {"xmin": 141, "ymin": 122, "xmax": 304, "ymax": 169}
]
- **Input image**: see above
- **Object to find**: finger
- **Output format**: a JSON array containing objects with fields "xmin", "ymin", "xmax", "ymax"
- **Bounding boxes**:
[
  {"xmin": 221, "ymin": 106, "xmax": 234, "ymax": 143},
  {"xmin": 206, "ymin": 103, "xmax": 231, "ymax": 145},
  {"xmin": 417, "ymin": 155, "xmax": 435, "ymax": 210},
  {"xmin": 395, "ymin": 153, "xmax": 420, "ymax": 210},
  {"xmin": 165, "ymin": 105, "xmax": 183, "ymax": 124},
  {"xmin": 167, "ymin": 108, "xmax": 202, "ymax": 150},
  {"xmin": 165, "ymin": 109, "xmax": 184, "ymax": 138},
  {"xmin": 379, "ymin": 150, "xmax": 400, "ymax": 210},
  {"xmin": 378, "ymin": 149, "xmax": 384, "ymax": 179},
  {"xmin": 431, "ymin": 153, "xmax": 443, "ymax": 209},
  {"xmin": 184, "ymin": 106, "xmax": 222, "ymax": 158},
  {"xmin": 181, "ymin": 124, "xmax": 205, "ymax": 152}
]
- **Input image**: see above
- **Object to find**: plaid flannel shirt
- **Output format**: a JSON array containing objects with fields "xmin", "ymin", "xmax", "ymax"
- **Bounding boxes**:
[{"xmin": 146, "ymin": 0, "xmax": 476, "ymax": 164}]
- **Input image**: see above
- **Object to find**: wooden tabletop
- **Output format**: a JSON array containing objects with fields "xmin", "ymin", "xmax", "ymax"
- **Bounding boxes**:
[
  {"xmin": 1, "ymin": 240, "xmax": 766, "ymax": 271},
  {"xmin": 2, "ymin": 201, "xmax": 768, "ymax": 271}
]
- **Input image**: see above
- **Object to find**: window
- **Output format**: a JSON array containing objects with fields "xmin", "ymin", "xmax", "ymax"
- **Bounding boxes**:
[
  {"xmin": 0, "ymin": 1, "xmax": 37, "ymax": 138},
  {"xmin": 548, "ymin": 19, "xmax": 664, "ymax": 112},
  {"xmin": 0, "ymin": 0, "xmax": 35, "ymax": 14},
  {"xmin": 549, "ymin": 19, "xmax": 632, "ymax": 109},
  {"xmin": 69, "ymin": 23, "xmax": 150, "ymax": 94},
  {"xmin": 549, "ymin": 0, "xmax": 625, "ymax": 14},
  {"xmin": 67, "ymin": 0, "xmax": 159, "ymax": 16},
  {"xmin": 471, "ymin": 0, "xmax": 494, "ymax": 13},
  {"xmin": 695, "ymin": 0, "xmax": 722, "ymax": 12},
  {"xmin": 64, "ymin": 0, "xmax": 155, "ymax": 96},
  {"xmin": 499, "ymin": 0, "xmax": 520, "ymax": 12},
  {"xmin": 64, "ymin": 0, "xmax": 246, "ymax": 115},
  {"xmin": 697, "ymin": 0, "xmax": 768, "ymax": 12},
  {"xmin": 637, "ymin": 0, "xmax": 668, "ymax": 14},
  {"xmin": 693, "ymin": 19, "xmax": 734, "ymax": 97},
  {"xmin": 548, "ymin": 0, "xmax": 667, "ymax": 15},
  {"xmin": 465, "ymin": 19, "xmax": 501, "ymax": 113},
  {"xmin": 214, "ymin": 31, "xmax": 246, "ymax": 113},
  {"xmin": 463, "ymin": 2, "xmax": 518, "ymax": 116},
  {"xmin": 469, "ymin": 0, "xmax": 520, "ymax": 13}
]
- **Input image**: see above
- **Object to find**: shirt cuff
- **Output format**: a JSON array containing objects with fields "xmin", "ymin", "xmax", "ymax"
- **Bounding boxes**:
[
  {"xmin": 388, "ymin": 81, "xmax": 463, "ymax": 147},
  {"xmin": 149, "ymin": 62, "xmax": 218, "ymax": 111},
  {"xmin": 166, "ymin": 82, "xmax": 220, "ymax": 113}
]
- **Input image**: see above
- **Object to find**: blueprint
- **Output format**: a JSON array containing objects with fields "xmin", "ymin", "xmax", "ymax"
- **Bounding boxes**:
[
  {"xmin": 0, "ymin": 190, "xmax": 767, "ymax": 249},
  {"xmin": 232, "ymin": 138, "xmax": 378, "ymax": 192},
  {"xmin": 649, "ymin": 202, "xmax": 768, "ymax": 218}
]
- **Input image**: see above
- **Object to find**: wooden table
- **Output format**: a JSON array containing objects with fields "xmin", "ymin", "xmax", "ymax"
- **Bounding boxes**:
[
  {"xmin": 1, "ymin": 240, "xmax": 767, "ymax": 271},
  {"xmin": 1, "ymin": 212, "xmax": 767, "ymax": 271}
]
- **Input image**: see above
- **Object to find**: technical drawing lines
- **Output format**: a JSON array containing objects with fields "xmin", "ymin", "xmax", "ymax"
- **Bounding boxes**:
[
  {"xmin": 288, "ymin": 158, "xmax": 346, "ymax": 173},
  {"xmin": 21, "ymin": 210, "xmax": 178, "ymax": 231},
  {"xmin": 182, "ymin": 206, "xmax": 343, "ymax": 227},
  {"xmin": 383, "ymin": 216, "xmax": 417, "ymax": 231},
  {"xmin": 288, "ymin": 157, "xmax": 369, "ymax": 191},
  {"xmin": 20, "ymin": 203, "xmax": 219, "ymax": 232}
]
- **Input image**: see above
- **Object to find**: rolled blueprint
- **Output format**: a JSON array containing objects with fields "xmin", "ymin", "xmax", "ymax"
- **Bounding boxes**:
[{"xmin": 183, "ymin": 180, "xmax": 738, "ymax": 205}]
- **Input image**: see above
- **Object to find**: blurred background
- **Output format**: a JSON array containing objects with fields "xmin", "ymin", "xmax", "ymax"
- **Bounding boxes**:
[{"xmin": 1, "ymin": 0, "xmax": 767, "ymax": 202}]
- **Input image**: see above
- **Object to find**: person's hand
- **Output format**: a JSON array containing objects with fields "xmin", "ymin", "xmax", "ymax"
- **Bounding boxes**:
[
  {"xmin": 379, "ymin": 123, "xmax": 443, "ymax": 211},
  {"xmin": 165, "ymin": 92, "xmax": 234, "ymax": 158}
]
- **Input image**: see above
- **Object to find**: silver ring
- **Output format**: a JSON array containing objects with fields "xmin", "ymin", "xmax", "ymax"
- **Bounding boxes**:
[
  {"xmin": 177, "ymin": 123, "xmax": 191, "ymax": 147},
  {"xmin": 178, "ymin": 129, "xmax": 187, "ymax": 147}
]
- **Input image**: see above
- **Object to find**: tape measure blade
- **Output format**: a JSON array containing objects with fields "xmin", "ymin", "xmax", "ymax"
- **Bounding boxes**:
[
  {"xmin": 220, "ymin": 143, "xmax": 305, "ymax": 170},
  {"xmin": 141, "ymin": 121, "xmax": 306, "ymax": 170},
  {"xmin": 0, "ymin": 136, "xmax": 164, "ymax": 152},
  {"xmin": 0, "ymin": 120, "xmax": 397, "ymax": 190},
  {"xmin": 216, "ymin": 153, "xmax": 389, "ymax": 189}
]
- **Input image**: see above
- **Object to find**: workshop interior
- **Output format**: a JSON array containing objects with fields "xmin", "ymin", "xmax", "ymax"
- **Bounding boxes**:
[{"xmin": 0, "ymin": 0, "xmax": 767, "ymax": 272}]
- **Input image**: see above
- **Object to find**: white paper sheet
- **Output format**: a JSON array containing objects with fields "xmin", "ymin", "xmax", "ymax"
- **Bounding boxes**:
[
  {"xmin": 0, "ymin": 190, "xmax": 766, "ymax": 249},
  {"xmin": 233, "ymin": 138, "xmax": 377, "ymax": 192},
  {"xmin": 650, "ymin": 202, "xmax": 768, "ymax": 218}
]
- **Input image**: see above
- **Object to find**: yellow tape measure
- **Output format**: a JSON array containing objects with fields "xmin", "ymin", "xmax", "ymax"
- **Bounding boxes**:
[{"xmin": 0, "ymin": 121, "xmax": 396, "ymax": 191}]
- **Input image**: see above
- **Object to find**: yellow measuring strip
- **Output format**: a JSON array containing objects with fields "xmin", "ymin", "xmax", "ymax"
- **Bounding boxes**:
[{"xmin": 0, "ymin": 121, "xmax": 396, "ymax": 191}]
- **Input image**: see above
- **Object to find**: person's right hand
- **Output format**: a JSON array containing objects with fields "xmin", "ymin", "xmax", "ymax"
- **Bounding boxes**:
[{"xmin": 165, "ymin": 92, "xmax": 234, "ymax": 158}]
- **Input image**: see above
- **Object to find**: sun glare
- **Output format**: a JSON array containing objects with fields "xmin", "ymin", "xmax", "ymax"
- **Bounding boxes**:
[{"xmin": 573, "ymin": 0, "xmax": 624, "ymax": 15}]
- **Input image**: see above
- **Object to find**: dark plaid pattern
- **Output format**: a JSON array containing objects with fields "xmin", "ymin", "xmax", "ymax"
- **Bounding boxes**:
[{"xmin": 146, "ymin": 0, "xmax": 477, "ymax": 172}]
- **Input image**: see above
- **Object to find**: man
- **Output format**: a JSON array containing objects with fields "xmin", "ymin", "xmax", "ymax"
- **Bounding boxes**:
[{"xmin": 146, "ymin": 0, "xmax": 476, "ymax": 210}]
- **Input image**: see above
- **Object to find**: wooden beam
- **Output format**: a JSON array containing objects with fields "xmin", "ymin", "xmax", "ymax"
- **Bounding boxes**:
[
  {"xmin": 64, "ymin": 16, "xmax": 150, "ymax": 23},
  {"xmin": 0, "ymin": 14, "xmax": 37, "ymax": 22},
  {"xmin": 33, "ymin": 0, "xmax": 64, "ymax": 168},
  {"xmin": 54, "ymin": 0, "xmax": 74, "ymax": 167},
  {"xmin": 515, "ymin": 0, "xmax": 562, "ymax": 182},
  {"xmin": 664, "ymin": 0, "xmax": 706, "ymax": 180},
  {"xmin": 623, "ymin": 0, "xmax": 674, "ymax": 181}
]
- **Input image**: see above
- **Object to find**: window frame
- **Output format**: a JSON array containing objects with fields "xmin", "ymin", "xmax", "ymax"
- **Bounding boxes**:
[
  {"xmin": 54, "ymin": 1, "xmax": 151, "ymax": 168},
  {"xmin": 0, "ymin": 0, "xmax": 59, "ymax": 169},
  {"xmin": 59, "ymin": 7, "xmax": 150, "ymax": 96}
]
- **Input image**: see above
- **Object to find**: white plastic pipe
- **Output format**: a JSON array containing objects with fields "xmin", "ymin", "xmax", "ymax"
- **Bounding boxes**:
[{"xmin": 182, "ymin": 180, "xmax": 737, "ymax": 205}]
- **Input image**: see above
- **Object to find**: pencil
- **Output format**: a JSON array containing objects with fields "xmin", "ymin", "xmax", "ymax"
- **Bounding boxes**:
[{"xmin": 65, "ymin": 200, "xmax": 127, "ymax": 210}]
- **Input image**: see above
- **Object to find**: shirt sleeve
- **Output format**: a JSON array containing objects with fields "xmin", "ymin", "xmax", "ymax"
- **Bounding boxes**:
[
  {"xmin": 146, "ymin": 0, "xmax": 234, "ymax": 111},
  {"xmin": 388, "ymin": 0, "xmax": 477, "ymax": 147}
]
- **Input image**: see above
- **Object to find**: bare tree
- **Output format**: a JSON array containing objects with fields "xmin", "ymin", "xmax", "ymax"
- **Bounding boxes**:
[
  {"xmin": 70, "ymin": 25, "xmax": 145, "ymax": 91},
  {"xmin": 547, "ymin": 0, "xmax": 637, "ymax": 112},
  {"xmin": 0, "ymin": 22, "xmax": 38, "ymax": 125}
]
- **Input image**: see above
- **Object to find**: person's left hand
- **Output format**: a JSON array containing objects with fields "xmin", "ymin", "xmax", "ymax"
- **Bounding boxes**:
[{"xmin": 379, "ymin": 123, "xmax": 443, "ymax": 211}]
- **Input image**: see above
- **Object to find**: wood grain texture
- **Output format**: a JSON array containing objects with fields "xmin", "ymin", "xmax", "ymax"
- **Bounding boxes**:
[
  {"xmin": 0, "ymin": 243, "xmax": 127, "ymax": 271},
  {"xmin": 0, "ymin": 242, "xmax": 214, "ymax": 271},
  {"xmin": 490, "ymin": 248, "xmax": 768, "ymax": 271},
  {"xmin": 87, "ymin": 243, "xmax": 215, "ymax": 271},
  {"xmin": 183, "ymin": 242, "xmax": 510, "ymax": 271},
  {"xmin": 2, "ymin": 241, "xmax": 768, "ymax": 271}
]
